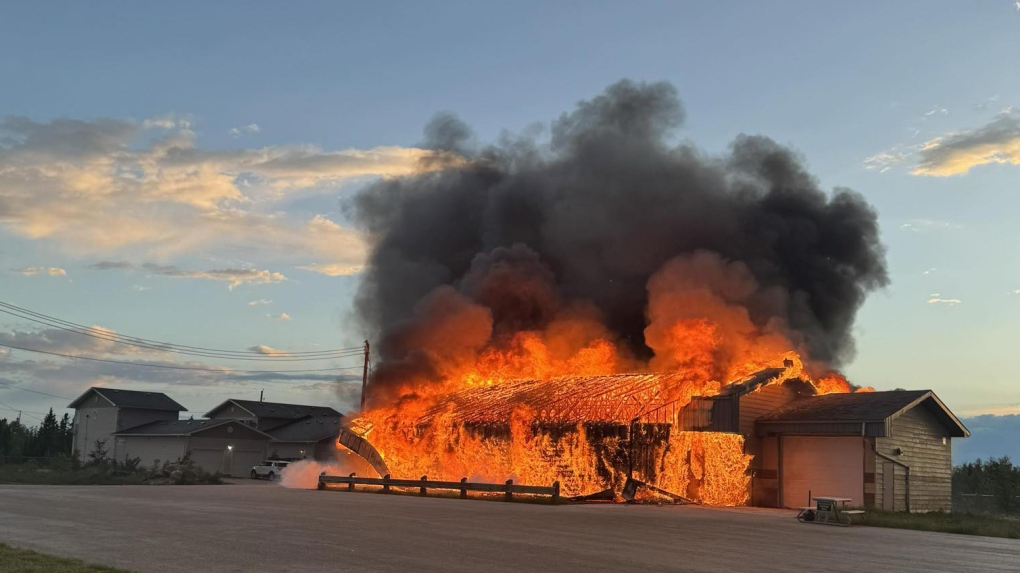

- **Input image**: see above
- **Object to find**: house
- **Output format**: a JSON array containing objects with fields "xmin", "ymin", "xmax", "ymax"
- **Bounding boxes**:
[
  {"xmin": 205, "ymin": 399, "xmax": 341, "ymax": 432},
  {"xmin": 68, "ymin": 388, "xmax": 186, "ymax": 461},
  {"xmin": 69, "ymin": 388, "xmax": 346, "ymax": 478},
  {"xmin": 341, "ymin": 366, "xmax": 968, "ymax": 510},
  {"xmin": 266, "ymin": 416, "xmax": 343, "ymax": 460},
  {"xmin": 755, "ymin": 390, "xmax": 969, "ymax": 511},
  {"xmin": 114, "ymin": 419, "xmax": 272, "ymax": 477}
]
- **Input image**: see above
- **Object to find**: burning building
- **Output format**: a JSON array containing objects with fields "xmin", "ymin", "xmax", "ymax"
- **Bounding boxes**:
[{"xmin": 327, "ymin": 80, "xmax": 965, "ymax": 509}]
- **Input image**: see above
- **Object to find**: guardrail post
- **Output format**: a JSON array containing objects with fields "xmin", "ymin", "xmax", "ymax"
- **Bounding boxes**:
[
  {"xmin": 552, "ymin": 481, "xmax": 560, "ymax": 502},
  {"xmin": 348, "ymin": 472, "xmax": 356, "ymax": 492},
  {"xmin": 460, "ymin": 477, "xmax": 468, "ymax": 499},
  {"xmin": 383, "ymin": 474, "xmax": 391, "ymax": 494},
  {"xmin": 420, "ymin": 475, "xmax": 428, "ymax": 496},
  {"xmin": 505, "ymin": 479, "xmax": 513, "ymax": 502}
]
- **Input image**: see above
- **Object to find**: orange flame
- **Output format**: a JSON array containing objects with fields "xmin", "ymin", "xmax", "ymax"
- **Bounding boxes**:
[{"xmin": 351, "ymin": 254, "xmax": 859, "ymax": 504}]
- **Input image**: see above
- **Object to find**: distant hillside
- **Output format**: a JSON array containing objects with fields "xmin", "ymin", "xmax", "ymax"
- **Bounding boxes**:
[{"xmin": 954, "ymin": 415, "xmax": 1020, "ymax": 465}]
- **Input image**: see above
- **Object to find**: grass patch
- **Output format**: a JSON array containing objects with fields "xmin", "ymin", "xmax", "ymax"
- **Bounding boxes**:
[
  {"xmin": 0, "ymin": 456, "xmax": 222, "ymax": 486},
  {"xmin": 0, "ymin": 464, "xmax": 149, "ymax": 486},
  {"xmin": 0, "ymin": 543, "xmax": 134, "ymax": 573},
  {"xmin": 854, "ymin": 510, "xmax": 1020, "ymax": 539}
]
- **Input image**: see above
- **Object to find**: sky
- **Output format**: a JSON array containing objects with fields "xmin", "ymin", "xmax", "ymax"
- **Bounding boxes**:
[{"xmin": 0, "ymin": 2, "xmax": 1018, "ymax": 444}]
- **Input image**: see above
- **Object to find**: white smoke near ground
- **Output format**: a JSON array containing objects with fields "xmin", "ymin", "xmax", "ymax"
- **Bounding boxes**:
[
  {"xmin": 279, "ymin": 460, "xmax": 343, "ymax": 489},
  {"xmin": 279, "ymin": 449, "xmax": 380, "ymax": 489}
]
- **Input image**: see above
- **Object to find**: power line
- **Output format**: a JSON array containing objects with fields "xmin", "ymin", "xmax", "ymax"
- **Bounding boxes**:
[
  {"xmin": 0, "ymin": 399, "xmax": 43, "ymax": 422},
  {"xmin": 0, "ymin": 342, "xmax": 363, "ymax": 374},
  {"xmin": 0, "ymin": 381, "xmax": 72, "ymax": 400},
  {"xmin": 0, "ymin": 301, "xmax": 364, "ymax": 360},
  {"xmin": 0, "ymin": 406, "xmax": 48, "ymax": 416}
]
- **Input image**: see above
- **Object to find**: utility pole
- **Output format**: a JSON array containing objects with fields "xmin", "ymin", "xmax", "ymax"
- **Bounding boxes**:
[{"xmin": 360, "ymin": 340, "xmax": 370, "ymax": 412}]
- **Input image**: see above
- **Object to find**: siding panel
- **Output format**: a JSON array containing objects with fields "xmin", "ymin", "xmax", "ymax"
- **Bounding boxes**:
[{"xmin": 875, "ymin": 405, "xmax": 953, "ymax": 512}]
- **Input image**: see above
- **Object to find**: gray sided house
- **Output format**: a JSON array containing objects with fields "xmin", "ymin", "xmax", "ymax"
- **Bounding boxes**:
[
  {"xmin": 69, "ymin": 389, "xmax": 345, "ymax": 478},
  {"xmin": 266, "ymin": 416, "xmax": 343, "ymax": 460},
  {"xmin": 676, "ymin": 373, "xmax": 969, "ymax": 512},
  {"xmin": 68, "ymin": 388, "xmax": 186, "ymax": 461},
  {"xmin": 113, "ymin": 419, "xmax": 272, "ymax": 477},
  {"xmin": 205, "ymin": 399, "xmax": 341, "ymax": 432},
  {"xmin": 755, "ymin": 390, "xmax": 969, "ymax": 511}
]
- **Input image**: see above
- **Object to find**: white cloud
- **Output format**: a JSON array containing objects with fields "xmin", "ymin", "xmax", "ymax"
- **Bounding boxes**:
[
  {"xmin": 922, "ymin": 267, "xmax": 938, "ymax": 275},
  {"xmin": 141, "ymin": 265, "xmax": 286, "ymax": 290},
  {"xmin": 0, "ymin": 115, "xmax": 460, "ymax": 270},
  {"xmin": 975, "ymin": 95, "xmax": 1001, "ymax": 111},
  {"xmin": 913, "ymin": 111, "xmax": 1020, "ymax": 176},
  {"xmin": 228, "ymin": 123, "xmax": 261, "ymax": 138},
  {"xmin": 1010, "ymin": 289, "xmax": 1020, "ymax": 296},
  {"xmin": 899, "ymin": 219, "xmax": 962, "ymax": 233},
  {"xmin": 269, "ymin": 313, "xmax": 292, "ymax": 321},
  {"xmin": 863, "ymin": 150, "xmax": 908, "ymax": 173},
  {"xmin": 247, "ymin": 299, "xmax": 272, "ymax": 306},
  {"xmin": 9, "ymin": 266, "xmax": 67, "ymax": 277},
  {"xmin": 92, "ymin": 262, "xmax": 287, "ymax": 290},
  {"xmin": 927, "ymin": 297, "xmax": 962, "ymax": 305}
]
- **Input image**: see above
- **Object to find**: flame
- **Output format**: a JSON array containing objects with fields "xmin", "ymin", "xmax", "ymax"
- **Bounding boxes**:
[{"xmin": 348, "ymin": 254, "xmax": 862, "ymax": 505}]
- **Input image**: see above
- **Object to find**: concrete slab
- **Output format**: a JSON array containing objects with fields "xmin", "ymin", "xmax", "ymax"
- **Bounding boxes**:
[{"xmin": 0, "ymin": 483, "xmax": 1016, "ymax": 573}]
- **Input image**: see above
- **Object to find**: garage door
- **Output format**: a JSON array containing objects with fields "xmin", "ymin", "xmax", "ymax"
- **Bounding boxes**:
[
  {"xmin": 231, "ymin": 450, "xmax": 264, "ymax": 478},
  {"xmin": 190, "ymin": 448, "xmax": 225, "ymax": 474},
  {"xmin": 781, "ymin": 436, "xmax": 863, "ymax": 508}
]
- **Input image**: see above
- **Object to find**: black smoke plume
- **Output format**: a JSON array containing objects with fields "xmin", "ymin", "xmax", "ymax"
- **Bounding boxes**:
[{"xmin": 350, "ymin": 80, "xmax": 888, "ymax": 397}]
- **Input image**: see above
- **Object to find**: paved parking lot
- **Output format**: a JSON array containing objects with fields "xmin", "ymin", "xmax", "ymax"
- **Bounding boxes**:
[{"xmin": 0, "ymin": 483, "xmax": 1016, "ymax": 573}]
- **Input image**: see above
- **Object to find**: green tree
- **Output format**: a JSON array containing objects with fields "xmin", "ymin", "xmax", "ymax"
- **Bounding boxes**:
[
  {"xmin": 35, "ymin": 409, "xmax": 60, "ymax": 456},
  {"xmin": 58, "ymin": 413, "xmax": 73, "ymax": 454}
]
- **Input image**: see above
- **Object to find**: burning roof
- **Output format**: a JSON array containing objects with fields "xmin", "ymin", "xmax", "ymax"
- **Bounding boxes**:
[{"xmin": 418, "ymin": 366, "xmax": 796, "ymax": 426}]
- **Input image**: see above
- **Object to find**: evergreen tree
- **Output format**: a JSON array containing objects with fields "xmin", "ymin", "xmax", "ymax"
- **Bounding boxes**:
[
  {"xmin": 36, "ymin": 408, "xmax": 59, "ymax": 456},
  {"xmin": 59, "ymin": 413, "xmax": 73, "ymax": 454}
]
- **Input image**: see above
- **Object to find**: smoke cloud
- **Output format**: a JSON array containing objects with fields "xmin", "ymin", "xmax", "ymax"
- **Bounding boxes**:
[{"xmin": 350, "ymin": 80, "xmax": 887, "ymax": 398}]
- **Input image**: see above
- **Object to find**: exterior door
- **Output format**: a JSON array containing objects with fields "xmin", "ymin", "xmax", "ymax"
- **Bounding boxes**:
[
  {"xmin": 189, "ymin": 448, "xmax": 223, "ymax": 475},
  {"xmin": 231, "ymin": 450, "xmax": 265, "ymax": 478},
  {"xmin": 883, "ymin": 462, "xmax": 895, "ymax": 510},
  {"xmin": 781, "ymin": 436, "xmax": 864, "ymax": 508}
]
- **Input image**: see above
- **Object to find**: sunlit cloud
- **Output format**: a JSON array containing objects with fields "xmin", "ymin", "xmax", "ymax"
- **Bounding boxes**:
[
  {"xmin": 296, "ymin": 263, "xmax": 363, "ymax": 276},
  {"xmin": 961, "ymin": 404, "xmax": 1020, "ymax": 417},
  {"xmin": 0, "ymin": 115, "xmax": 460, "ymax": 271},
  {"xmin": 9, "ymin": 266, "xmax": 67, "ymax": 277},
  {"xmin": 269, "ymin": 312, "xmax": 292, "ymax": 321},
  {"xmin": 927, "ymin": 294, "xmax": 962, "ymax": 305},
  {"xmin": 913, "ymin": 111, "xmax": 1020, "ymax": 176},
  {"xmin": 247, "ymin": 299, "xmax": 272, "ymax": 306},
  {"xmin": 248, "ymin": 344, "xmax": 288, "ymax": 356}
]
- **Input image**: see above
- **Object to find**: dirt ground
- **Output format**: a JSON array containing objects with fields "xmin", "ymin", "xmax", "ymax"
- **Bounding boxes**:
[{"xmin": 1, "ymin": 482, "xmax": 1016, "ymax": 573}]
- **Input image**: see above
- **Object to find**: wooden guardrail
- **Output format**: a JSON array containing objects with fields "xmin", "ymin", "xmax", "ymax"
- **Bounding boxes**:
[{"xmin": 318, "ymin": 473, "xmax": 561, "ymax": 502}]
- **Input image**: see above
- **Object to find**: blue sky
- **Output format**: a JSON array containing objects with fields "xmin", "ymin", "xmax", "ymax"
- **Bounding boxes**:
[{"xmin": 1, "ymin": 2, "xmax": 1019, "ymax": 439}]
